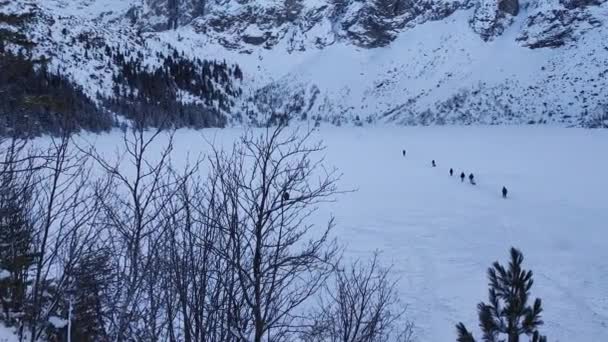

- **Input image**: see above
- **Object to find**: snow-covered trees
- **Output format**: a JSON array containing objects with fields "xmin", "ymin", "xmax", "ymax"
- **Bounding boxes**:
[
  {"xmin": 0, "ymin": 39, "xmax": 243, "ymax": 136},
  {"xmin": 106, "ymin": 48, "xmax": 240, "ymax": 129},
  {"xmin": 456, "ymin": 248, "xmax": 547, "ymax": 342},
  {"xmin": 0, "ymin": 52, "xmax": 113, "ymax": 137}
]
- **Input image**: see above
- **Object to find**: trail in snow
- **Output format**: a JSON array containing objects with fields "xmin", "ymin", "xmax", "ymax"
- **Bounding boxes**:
[{"xmin": 313, "ymin": 126, "xmax": 608, "ymax": 341}]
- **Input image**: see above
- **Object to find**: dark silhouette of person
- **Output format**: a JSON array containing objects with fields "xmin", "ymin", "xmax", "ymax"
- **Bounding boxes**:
[
  {"xmin": 432, "ymin": 160, "xmax": 436, "ymax": 167},
  {"xmin": 402, "ymin": 149, "xmax": 406, "ymax": 157},
  {"xmin": 502, "ymin": 186, "xmax": 508, "ymax": 198},
  {"xmin": 460, "ymin": 172, "xmax": 465, "ymax": 182},
  {"xmin": 449, "ymin": 168, "xmax": 453, "ymax": 176},
  {"xmin": 469, "ymin": 173, "xmax": 476, "ymax": 185}
]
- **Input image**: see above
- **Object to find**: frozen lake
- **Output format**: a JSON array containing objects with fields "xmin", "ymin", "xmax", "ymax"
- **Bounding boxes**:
[
  {"xmin": 51, "ymin": 126, "xmax": 608, "ymax": 341},
  {"xmin": 309, "ymin": 126, "xmax": 608, "ymax": 341}
]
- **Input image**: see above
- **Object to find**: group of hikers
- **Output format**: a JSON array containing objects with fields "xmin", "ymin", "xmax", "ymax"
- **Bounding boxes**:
[{"xmin": 403, "ymin": 150, "xmax": 508, "ymax": 198}]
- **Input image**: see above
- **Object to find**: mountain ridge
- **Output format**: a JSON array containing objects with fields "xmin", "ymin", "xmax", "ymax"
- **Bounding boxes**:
[{"xmin": 1, "ymin": 0, "xmax": 607, "ymax": 131}]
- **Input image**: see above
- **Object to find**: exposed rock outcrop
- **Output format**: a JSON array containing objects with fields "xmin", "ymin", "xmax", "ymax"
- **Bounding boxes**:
[
  {"xmin": 140, "ymin": 0, "xmax": 206, "ymax": 30},
  {"xmin": 517, "ymin": 3, "xmax": 603, "ymax": 49},
  {"xmin": 469, "ymin": 0, "xmax": 518, "ymax": 41},
  {"xmin": 499, "ymin": 0, "xmax": 519, "ymax": 16},
  {"xmin": 560, "ymin": 0, "xmax": 606, "ymax": 10}
]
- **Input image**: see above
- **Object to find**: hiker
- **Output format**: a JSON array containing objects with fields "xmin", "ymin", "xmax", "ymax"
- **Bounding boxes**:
[
  {"xmin": 469, "ymin": 173, "xmax": 476, "ymax": 185},
  {"xmin": 432, "ymin": 160, "xmax": 436, "ymax": 167},
  {"xmin": 460, "ymin": 172, "xmax": 465, "ymax": 182},
  {"xmin": 449, "ymin": 168, "xmax": 453, "ymax": 176},
  {"xmin": 502, "ymin": 186, "xmax": 508, "ymax": 198},
  {"xmin": 402, "ymin": 149, "xmax": 406, "ymax": 157}
]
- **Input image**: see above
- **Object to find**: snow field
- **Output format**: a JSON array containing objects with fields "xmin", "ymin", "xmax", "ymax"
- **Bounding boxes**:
[
  {"xmin": 314, "ymin": 126, "xmax": 608, "ymax": 341},
  {"xmin": 32, "ymin": 126, "xmax": 608, "ymax": 341}
]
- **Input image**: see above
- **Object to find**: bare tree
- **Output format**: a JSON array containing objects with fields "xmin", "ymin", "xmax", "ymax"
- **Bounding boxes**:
[
  {"xmin": 205, "ymin": 125, "xmax": 342, "ymax": 341},
  {"xmin": 160, "ymin": 165, "xmax": 243, "ymax": 342},
  {"xmin": 0, "ymin": 137, "xmax": 39, "ymax": 336},
  {"xmin": 83, "ymin": 126, "xmax": 180, "ymax": 341},
  {"xmin": 303, "ymin": 253, "xmax": 414, "ymax": 342},
  {"xmin": 28, "ymin": 133, "xmax": 101, "ymax": 341},
  {"xmin": 2, "ymin": 124, "xmax": 408, "ymax": 342},
  {"xmin": 0, "ymin": 133, "xmax": 104, "ymax": 341}
]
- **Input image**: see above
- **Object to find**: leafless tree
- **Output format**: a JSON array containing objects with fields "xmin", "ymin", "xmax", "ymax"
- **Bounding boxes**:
[
  {"xmin": 204, "ymin": 125, "xmax": 342, "ymax": 342},
  {"xmin": 83, "ymin": 126, "xmax": 181, "ymax": 341},
  {"xmin": 0, "ymin": 137, "xmax": 39, "ymax": 336},
  {"xmin": 303, "ymin": 253, "xmax": 414, "ymax": 342},
  {"xmin": 1, "ymin": 123, "xmax": 418, "ymax": 342},
  {"xmin": 159, "ymin": 167, "xmax": 226, "ymax": 341},
  {"xmin": 28, "ymin": 133, "xmax": 101, "ymax": 342},
  {"xmin": 0, "ymin": 133, "xmax": 105, "ymax": 341}
]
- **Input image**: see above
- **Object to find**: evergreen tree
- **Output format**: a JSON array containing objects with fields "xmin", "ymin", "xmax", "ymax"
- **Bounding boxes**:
[
  {"xmin": 72, "ymin": 251, "xmax": 112, "ymax": 341},
  {"xmin": 106, "ymin": 49, "xmax": 234, "ymax": 129},
  {"xmin": 0, "ymin": 167, "xmax": 36, "ymax": 326},
  {"xmin": 0, "ymin": 51, "xmax": 113, "ymax": 136},
  {"xmin": 456, "ymin": 248, "xmax": 547, "ymax": 342},
  {"xmin": 63, "ymin": 248, "xmax": 112, "ymax": 342}
]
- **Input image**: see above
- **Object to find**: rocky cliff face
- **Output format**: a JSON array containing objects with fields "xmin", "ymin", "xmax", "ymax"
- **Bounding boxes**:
[
  {"xmin": 131, "ymin": 0, "xmax": 471, "ymax": 49},
  {"xmin": 517, "ymin": 0, "xmax": 605, "ymax": 49},
  {"xmin": 129, "ymin": 0, "xmax": 606, "ymax": 49},
  {"xmin": 469, "ymin": 0, "xmax": 517, "ymax": 41},
  {"xmin": 140, "ymin": 0, "xmax": 206, "ymax": 30}
]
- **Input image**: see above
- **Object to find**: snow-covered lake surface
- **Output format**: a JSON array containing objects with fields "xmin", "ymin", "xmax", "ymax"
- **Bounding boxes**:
[
  {"xmin": 27, "ymin": 126, "xmax": 608, "ymax": 341},
  {"xmin": 310, "ymin": 126, "xmax": 608, "ymax": 341}
]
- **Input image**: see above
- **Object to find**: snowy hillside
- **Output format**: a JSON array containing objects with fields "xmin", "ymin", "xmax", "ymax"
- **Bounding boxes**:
[
  {"xmin": 1, "ymin": 0, "xmax": 608, "ymax": 129},
  {"xmin": 1, "ymin": 0, "xmax": 243, "ymax": 132}
]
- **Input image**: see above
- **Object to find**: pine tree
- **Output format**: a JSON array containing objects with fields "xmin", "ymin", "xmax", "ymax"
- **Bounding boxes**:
[
  {"xmin": 456, "ymin": 248, "xmax": 547, "ymax": 342},
  {"xmin": 0, "ymin": 170, "xmax": 37, "ymax": 326},
  {"xmin": 64, "ymin": 248, "xmax": 112, "ymax": 342}
]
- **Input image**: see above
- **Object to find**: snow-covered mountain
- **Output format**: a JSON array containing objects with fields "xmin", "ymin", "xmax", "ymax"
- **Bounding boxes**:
[{"xmin": 2, "ymin": 0, "xmax": 608, "ymax": 128}]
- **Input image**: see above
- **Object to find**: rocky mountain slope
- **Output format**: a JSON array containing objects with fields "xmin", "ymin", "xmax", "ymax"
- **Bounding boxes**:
[
  {"xmin": 1, "ymin": 0, "xmax": 607, "ymax": 130},
  {"xmin": 1, "ymin": 0, "xmax": 243, "ymax": 133}
]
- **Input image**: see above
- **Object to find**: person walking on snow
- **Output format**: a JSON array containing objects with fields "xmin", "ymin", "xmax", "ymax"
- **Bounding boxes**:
[
  {"xmin": 402, "ymin": 149, "xmax": 406, "ymax": 157},
  {"xmin": 460, "ymin": 172, "xmax": 465, "ymax": 182},
  {"xmin": 432, "ymin": 160, "xmax": 436, "ymax": 167},
  {"xmin": 502, "ymin": 186, "xmax": 508, "ymax": 198},
  {"xmin": 469, "ymin": 173, "xmax": 476, "ymax": 185},
  {"xmin": 449, "ymin": 168, "xmax": 454, "ymax": 176}
]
